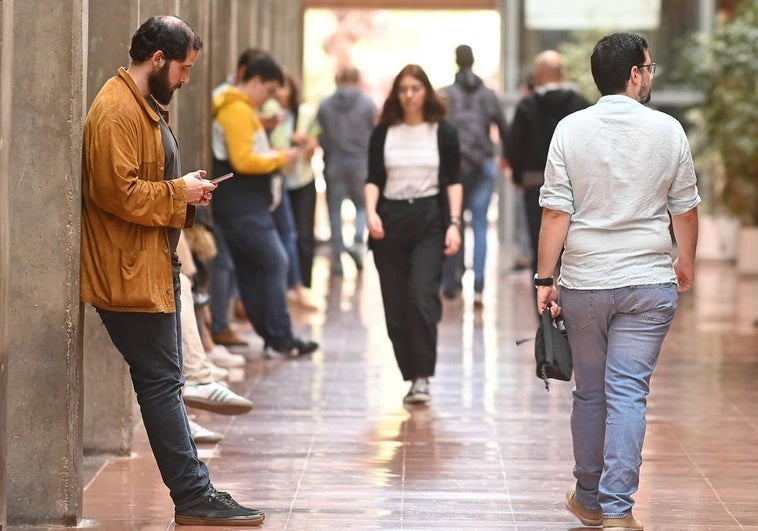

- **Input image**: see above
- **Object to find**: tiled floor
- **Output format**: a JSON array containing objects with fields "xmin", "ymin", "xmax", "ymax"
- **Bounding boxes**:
[{"xmin": 66, "ymin": 242, "xmax": 758, "ymax": 529}]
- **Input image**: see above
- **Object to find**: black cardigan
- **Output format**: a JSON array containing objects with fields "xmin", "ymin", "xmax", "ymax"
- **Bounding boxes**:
[{"xmin": 367, "ymin": 119, "xmax": 460, "ymax": 225}]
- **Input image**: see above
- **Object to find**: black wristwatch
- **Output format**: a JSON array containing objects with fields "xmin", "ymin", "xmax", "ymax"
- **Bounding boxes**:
[{"xmin": 533, "ymin": 274, "xmax": 554, "ymax": 287}]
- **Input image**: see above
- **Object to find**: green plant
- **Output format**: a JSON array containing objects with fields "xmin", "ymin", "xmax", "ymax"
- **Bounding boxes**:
[
  {"xmin": 557, "ymin": 30, "xmax": 606, "ymax": 103},
  {"xmin": 687, "ymin": 1, "xmax": 758, "ymax": 225}
]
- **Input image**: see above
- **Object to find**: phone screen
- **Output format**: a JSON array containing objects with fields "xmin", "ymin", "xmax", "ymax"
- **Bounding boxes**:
[{"xmin": 210, "ymin": 172, "xmax": 234, "ymax": 184}]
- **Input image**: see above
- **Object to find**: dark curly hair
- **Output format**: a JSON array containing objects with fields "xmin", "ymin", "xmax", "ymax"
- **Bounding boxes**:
[
  {"xmin": 591, "ymin": 33, "xmax": 648, "ymax": 96},
  {"xmin": 129, "ymin": 16, "xmax": 203, "ymax": 64},
  {"xmin": 378, "ymin": 64, "xmax": 447, "ymax": 126}
]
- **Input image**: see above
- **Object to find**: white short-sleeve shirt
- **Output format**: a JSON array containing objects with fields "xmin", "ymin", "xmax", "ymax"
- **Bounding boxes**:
[{"xmin": 540, "ymin": 95, "xmax": 701, "ymax": 289}]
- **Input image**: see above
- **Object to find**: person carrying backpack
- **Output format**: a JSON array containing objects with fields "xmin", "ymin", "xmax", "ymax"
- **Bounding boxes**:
[{"xmin": 440, "ymin": 45, "xmax": 508, "ymax": 307}]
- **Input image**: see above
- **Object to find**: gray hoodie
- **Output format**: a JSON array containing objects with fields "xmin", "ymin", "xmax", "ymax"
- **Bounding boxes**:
[{"xmin": 317, "ymin": 86, "xmax": 376, "ymax": 168}]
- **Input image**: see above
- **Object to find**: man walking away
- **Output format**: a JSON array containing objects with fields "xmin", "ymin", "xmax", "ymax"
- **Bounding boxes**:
[
  {"xmin": 536, "ymin": 32, "xmax": 699, "ymax": 530},
  {"xmin": 507, "ymin": 50, "xmax": 589, "ymax": 283},
  {"xmin": 441, "ymin": 45, "xmax": 508, "ymax": 307},
  {"xmin": 317, "ymin": 66, "xmax": 376, "ymax": 275}
]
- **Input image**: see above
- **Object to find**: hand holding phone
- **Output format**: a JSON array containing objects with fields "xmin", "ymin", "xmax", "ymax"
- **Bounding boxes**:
[{"xmin": 210, "ymin": 172, "xmax": 234, "ymax": 184}]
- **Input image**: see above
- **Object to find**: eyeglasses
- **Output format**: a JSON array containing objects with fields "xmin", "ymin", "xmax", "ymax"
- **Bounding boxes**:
[{"xmin": 638, "ymin": 63, "xmax": 657, "ymax": 76}]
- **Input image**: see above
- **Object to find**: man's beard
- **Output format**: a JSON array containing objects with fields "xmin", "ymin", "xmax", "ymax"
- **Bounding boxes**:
[
  {"xmin": 148, "ymin": 62, "xmax": 177, "ymax": 105},
  {"xmin": 639, "ymin": 84, "xmax": 651, "ymax": 104}
]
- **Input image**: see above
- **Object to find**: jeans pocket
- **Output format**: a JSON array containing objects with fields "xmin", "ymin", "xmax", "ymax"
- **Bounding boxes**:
[
  {"xmin": 561, "ymin": 288, "xmax": 595, "ymax": 331},
  {"xmin": 635, "ymin": 284, "xmax": 678, "ymax": 323}
]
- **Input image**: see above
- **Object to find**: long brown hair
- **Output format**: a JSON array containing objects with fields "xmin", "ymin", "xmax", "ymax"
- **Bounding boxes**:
[
  {"xmin": 378, "ymin": 64, "xmax": 447, "ymax": 126},
  {"xmin": 282, "ymin": 72, "xmax": 301, "ymax": 114}
]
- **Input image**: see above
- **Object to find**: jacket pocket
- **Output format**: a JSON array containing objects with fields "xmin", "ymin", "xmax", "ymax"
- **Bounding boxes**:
[{"xmin": 113, "ymin": 248, "xmax": 153, "ymax": 307}]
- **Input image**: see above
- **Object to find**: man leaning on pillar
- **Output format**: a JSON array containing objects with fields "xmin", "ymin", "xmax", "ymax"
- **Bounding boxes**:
[{"xmin": 80, "ymin": 15, "xmax": 265, "ymax": 526}]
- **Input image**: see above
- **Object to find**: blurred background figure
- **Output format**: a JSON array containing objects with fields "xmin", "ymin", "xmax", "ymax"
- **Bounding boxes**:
[
  {"xmin": 506, "ymin": 50, "xmax": 589, "ymax": 286},
  {"xmin": 266, "ymin": 72, "xmax": 321, "ymax": 309},
  {"xmin": 207, "ymin": 48, "xmax": 270, "ymax": 348},
  {"xmin": 317, "ymin": 66, "xmax": 376, "ymax": 276},
  {"xmin": 440, "ymin": 45, "xmax": 508, "ymax": 308},
  {"xmin": 365, "ymin": 64, "xmax": 462, "ymax": 405},
  {"xmin": 211, "ymin": 51, "xmax": 318, "ymax": 358}
]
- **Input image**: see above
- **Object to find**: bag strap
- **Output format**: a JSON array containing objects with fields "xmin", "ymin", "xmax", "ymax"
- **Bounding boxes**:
[{"xmin": 542, "ymin": 309, "xmax": 555, "ymax": 367}]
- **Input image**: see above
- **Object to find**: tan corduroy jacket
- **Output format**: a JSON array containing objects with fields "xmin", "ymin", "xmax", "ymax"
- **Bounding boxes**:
[{"xmin": 81, "ymin": 68, "xmax": 193, "ymax": 313}]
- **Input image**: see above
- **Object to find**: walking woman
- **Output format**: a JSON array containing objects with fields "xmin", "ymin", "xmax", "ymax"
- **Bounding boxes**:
[{"xmin": 365, "ymin": 64, "xmax": 463, "ymax": 404}]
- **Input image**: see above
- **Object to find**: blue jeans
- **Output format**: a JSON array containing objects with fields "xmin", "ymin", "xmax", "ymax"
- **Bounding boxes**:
[
  {"xmin": 95, "ymin": 281, "xmax": 212, "ymax": 510},
  {"xmin": 272, "ymin": 191, "xmax": 303, "ymax": 289},
  {"xmin": 218, "ymin": 211, "xmax": 295, "ymax": 349},
  {"xmin": 442, "ymin": 157, "xmax": 496, "ymax": 294},
  {"xmin": 209, "ymin": 224, "xmax": 236, "ymax": 336},
  {"xmin": 561, "ymin": 284, "xmax": 677, "ymax": 518},
  {"xmin": 325, "ymin": 163, "xmax": 367, "ymax": 256}
]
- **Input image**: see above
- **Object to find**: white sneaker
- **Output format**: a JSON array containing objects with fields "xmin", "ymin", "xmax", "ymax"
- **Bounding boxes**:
[
  {"xmin": 206, "ymin": 345, "xmax": 246, "ymax": 368},
  {"xmin": 403, "ymin": 378, "xmax": 431, "ymax": 404},
  {"xmin": 182, "ymin": 381, "xmax": 253, "ymax": 415},
  {"xmin": 188, "ymin": 419, "xmax": 223, "ymax": 444}
]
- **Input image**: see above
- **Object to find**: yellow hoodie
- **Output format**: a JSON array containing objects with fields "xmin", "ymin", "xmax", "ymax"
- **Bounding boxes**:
[{"xmin": 211, "ymin": 85, "xmax": 286, "ymax": 174}]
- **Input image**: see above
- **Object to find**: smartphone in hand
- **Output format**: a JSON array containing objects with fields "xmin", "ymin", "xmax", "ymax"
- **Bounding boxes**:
[{"xmin": 210, "ymin": 172, "xmax": 234, "ymax": 184}]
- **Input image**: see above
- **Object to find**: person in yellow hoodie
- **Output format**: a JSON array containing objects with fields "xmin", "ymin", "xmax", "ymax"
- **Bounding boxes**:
[{"xmin": 211, "ymin": 52, "xmax": 318, "ymax": 358}]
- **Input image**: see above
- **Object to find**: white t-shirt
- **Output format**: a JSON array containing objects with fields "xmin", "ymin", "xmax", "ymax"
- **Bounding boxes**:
[
  {"xmin": 383, "ymin": 122, "xmax": 439, "ymax": 200},
  {"xmin": 540, "ymin": 95, "xmax": 701, "ymax": 289}
]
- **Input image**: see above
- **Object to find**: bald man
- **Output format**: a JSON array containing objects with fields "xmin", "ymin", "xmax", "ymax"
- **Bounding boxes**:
[{"xmin": 506, "ymin": 50, "xmax": 590, "ymax": 286}]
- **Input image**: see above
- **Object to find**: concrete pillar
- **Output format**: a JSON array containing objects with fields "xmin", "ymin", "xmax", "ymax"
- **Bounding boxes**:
[
  {"xmin": 176, "ymin": 0, "xmax": 212, "ymax": 173},
  {"xmin": 82, "ymin": 0, "xmax": 215, "ymax": 457},
  {"xmin": 210, "ymin": 0, "xmax": 235, "ymax": 89},
  {"xmin": 268, "ymin": 0, "xmax": 303, "ymax": 78},
  {"xmin": 236, "ymin": 0, "xmax": 255, "ymax": 58},
  {"xmin": 497, "ymin": 0, "xmax": 520, "ymax": 253},
  {"xmin": 82, "ymin": 0, "xmax": 137, "ymax": 458},
  {"xmin": 0, "ymin": 0, "xmax": 13, "ymax": 527},
  {"xmin": 5, "ymin": 0, "xmax": 86, "ymax": 525}
]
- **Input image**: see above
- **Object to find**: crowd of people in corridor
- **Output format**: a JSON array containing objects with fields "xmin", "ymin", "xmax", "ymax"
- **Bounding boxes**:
[{"xmin": 80, "ymin": 14, "xmax": 699, "ymax": 530}]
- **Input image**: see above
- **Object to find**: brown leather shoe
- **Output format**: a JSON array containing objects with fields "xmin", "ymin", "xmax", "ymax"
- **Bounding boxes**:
[
  {"xmin": 212, "ymin": 327, "xmax": 248, "ymax": 347},
  {"xmin": 565, "ymin": 486, "xmax": 602, "ymax": 526},
  {"xmin": 603, "ymin": 511, "xmax": 643, "ymax": 530}
]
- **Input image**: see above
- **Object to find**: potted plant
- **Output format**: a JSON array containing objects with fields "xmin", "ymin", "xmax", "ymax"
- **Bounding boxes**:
[{"xmin": 687, "ymin": 1, "xmax": 758, "ymax": 273}]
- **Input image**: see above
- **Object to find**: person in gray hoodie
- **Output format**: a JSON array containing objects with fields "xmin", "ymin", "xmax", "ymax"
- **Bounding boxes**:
[
  {"xmin": 440, "ymin": 45, "xmax": 509, "ymax": 307},
  {"xmin": 317, "ymin": 66, "xmax": 376, "ymax": 275}
]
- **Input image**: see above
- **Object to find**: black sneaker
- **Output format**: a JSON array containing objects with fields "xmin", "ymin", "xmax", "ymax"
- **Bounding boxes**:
[
  {"xmin": 175, "ymin": 489, "xmax": 265, "ymax": 526},
  {"xmin": 264, "ymin": 337, "xmax": 319, "ymax": 359}
]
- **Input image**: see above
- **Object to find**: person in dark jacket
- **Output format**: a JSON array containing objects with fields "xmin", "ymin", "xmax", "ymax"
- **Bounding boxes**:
[
  {"xmin": 365, "ymin": 64, "xmax": 463, "ymax": 405},
  {"xmin": 317, "ymin": 66, "xmax": 376, "ymax": 275},
  {"xmin": 507, "ymin": 50, "xmax": 590, "ymax": 279}
]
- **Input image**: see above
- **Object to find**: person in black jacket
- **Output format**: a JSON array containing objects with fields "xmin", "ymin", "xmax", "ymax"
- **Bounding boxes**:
[
  {"xmin": 365, "ymin": 64, "xmax": 463, "ymax": 405},
  {"xmin": 507, "ymin": 50, "xmax": 590, "ymax": 278}
]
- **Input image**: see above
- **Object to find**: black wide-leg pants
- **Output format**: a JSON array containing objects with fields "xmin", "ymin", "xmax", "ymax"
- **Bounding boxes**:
[{"xmin": 371, "ymin": 196, "xmax": 445, "ymax": 381}]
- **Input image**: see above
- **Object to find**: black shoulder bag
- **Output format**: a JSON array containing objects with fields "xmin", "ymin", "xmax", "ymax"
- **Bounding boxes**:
[{"xmin": 534, "ymin": 308, "xmax": 573, "ymax": 391}]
